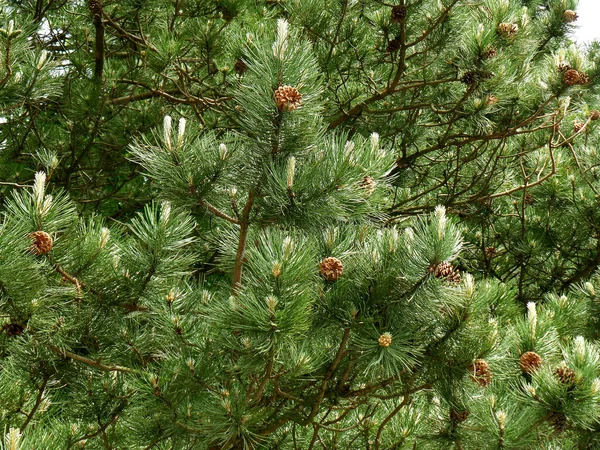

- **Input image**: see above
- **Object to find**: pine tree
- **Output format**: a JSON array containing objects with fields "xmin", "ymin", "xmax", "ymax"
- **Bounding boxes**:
[{"xmin": 2, "ymin": 1, "xmax": 600, "ymax": 449}]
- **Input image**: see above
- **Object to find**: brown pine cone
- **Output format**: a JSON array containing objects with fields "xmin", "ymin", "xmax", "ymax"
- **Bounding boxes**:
[
  {"xmin": 563, "ymin": 69, "xmax": 581, "ymax": 86},
  {"xmin": 497, "ymin": 22, "xmax": 518, "ymax": 37},
  {"xmin": 30, "ymin": 230, "xmax": 53, "ymax": 255},
  {"xmin": 378, "ymin": 333, "xmax": 392, "ymax": 347},
  {"xmin": 450, "ymin": 408, "xmax": 470, "ymax": 423},
  {"xmin": 3, "ymin": 322, "xmax": 25, "ymax": 337},
  {"xmin": 578, "ymin": 71, "xmax": 590, "ymax": 85},
  {"xmin": 485, "ymin": 95, "xmax": 499, "ymax": 106},
  {"xmin": 520, "ymin": 351, "xmax": 542, "ymax": 374},
  {"xmin": 460, "ymin": 71, "xmax": 477, "ymax": 85},
  {"xmin": 563, "ymin": 10, "xmax": 578, "ymax": 23},
  {"xmin": 387, "ymin": 38, "xmax": 401, "ymax": 53},
  {"xmin": 468, "ymin": 359, "xmax": 492, "ymax": 387},
  {"xmin": 590, "ymin": 110, "xmax": 600, "ymax": 121},
  {"xmin": 391, "ymin": 5, "xmax": 407, "ymax": 23},
  {"xmin": 558, "ymin": 63, "xmax": 572, "ymax": 73},
  {"xmin": 274, "ymin": 85, "xmax": 302, "ymax": 112},
  {"xmin": 482, "ymin": 47, "xmax": 497, "ymax": 59},
  {"xmin": 320, "ymin": 257, "xmax": 344, "ymax": 281},
  {"xmin": 234, "ymin": 59, "xmax": 248, "ymax": 75},
  {"xmin": 430, "ymin": 261, "xmax": 461, "ymax": 283},
  {"xmin": 524, "ymin": 193, "xmax": 534, "ymax": 205},
  {"xmin": 359, "ymin": 175, "xmax": 376, "ymax": 194},
  {"xmin": 547, "ymin": 411, "xmax": 569, "ymax": 433},
  {"xmin": 484, "ymin": 246, "xmax": 498, "ymax": 258},
  {"xmin": 554, "ymin": 365, "xmax": 576, "ymax": 385},
  {"xmin": 574, "ymin": 121, "xmax": 586, "ymax": 133}
]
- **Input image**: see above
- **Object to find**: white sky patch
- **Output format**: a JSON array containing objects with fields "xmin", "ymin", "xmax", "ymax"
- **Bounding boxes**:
[{"xmin": 574, "ymin": 0, "xmax": 600, "ymax": 44}]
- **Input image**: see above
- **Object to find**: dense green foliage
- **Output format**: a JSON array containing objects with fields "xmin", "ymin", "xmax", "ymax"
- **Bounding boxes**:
[{"xmin": 3, "ymin": 0, "xmax": 600, "ymax": 448}]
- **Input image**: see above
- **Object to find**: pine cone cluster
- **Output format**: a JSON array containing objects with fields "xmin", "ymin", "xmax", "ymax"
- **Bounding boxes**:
[
  {"xmin": 469, "ymin": 359, "xmax": 492, "ymax": 387},
  {"xmin": 450, "ymin": 408, "xmax": 470, "ymax": 423},
  {"xmin": 387, "ymin": 38, "xmax": 401, "ymax": 53},
  {"xmin": 497, "ymin": 22, "xmax": 519, "ymax": 37},
  {"xmin": 30, "ymin": 230, "xmax": 53, "ymax": 255},
  {"xmin": 391, "ymin": 5, "xmax": 407, "ymax": 23},
  {"xmin": 563, "ymin": 69, "xmax": 589, "ymax": 86},
  {"xmin": 234, "ymin": 59, "xmax": 248, "ymax": 75},
  {"xmin": 430, "ymin": 261, "xmax": 461, "ymax": 283},
  {"xmin": 320, "ymin": 257, "xmax": 344, "ymax": 281},
  {"xmin": 563, "ymin": 10, "xmax": 578, "ymax": 23},
  {"xmin": 520, "ymin": 351, "xmax": 542, "ymax": 374},
  {"xmin": 378, "ymin": 333, "xmax": 392, "ymax": 347},
  {"xmin": 274, "ymin": 85, "xmax": 302, "ymax": 112},
  {"xmin": 359, "ymin": 175, "xmax": 376, "ymax": 194},
  {"xmin": 554, "ymin": 365, "xmax": 576, "ymax": 385},
  {"xmin": 590, "ymin": 110, "xmax": 600, "ymax": 121}
]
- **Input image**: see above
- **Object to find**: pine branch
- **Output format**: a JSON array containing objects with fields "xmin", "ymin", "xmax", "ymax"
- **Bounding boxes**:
[
  {"xmin": 48, "ymin": 344, "xmax": 139, "ymax": 374},
  {"xmin": 19, "ymin": 374, "xmax": 50, "ymax": 432}
]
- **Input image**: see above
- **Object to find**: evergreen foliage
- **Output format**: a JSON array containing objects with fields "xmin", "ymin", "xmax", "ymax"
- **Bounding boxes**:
[{"xmin": 2, "ymin": 0, "xmax": 600, "ymax": 448}]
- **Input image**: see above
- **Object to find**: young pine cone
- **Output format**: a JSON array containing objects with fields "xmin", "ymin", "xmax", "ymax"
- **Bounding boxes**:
[
  {"xmin": 274, "ymin": 85, "xmax": 302, "ymax": 112},
  {"xmin": 320, "ymin": 257, "xmax": 344, "ymax": 282},
  {"xmin": 563, "ymin": 10, "xmax": 578, "ymax": 23},
  {"xmin": 391, "ymin": 5, "xmax": 407, "ymax": 23},
  {"xmin": 30, "ymin": 230, "xmax": 53, "ymax": 255},
  {"xmin": 554, "ymin": 365, "xmax": 576, "ymax": 386},
  {"xmin": 469, "ymin": 359, "xmax": 492, "ymax": 387},
  {"xmin": 378, "ymin": 333, "xmax": 392, "ymax": 347},
  {"xmin": 520, "ymin": 351, "xmax": 542, "ymax": 374},
  {"xmin": 497, "ymin": 22, "xmax": 518, "ymax": 37},
  {"xmin": 430, "ymin": 261, "xmax": 461, "ymax": 283},
  {"xmin": 485, "ymin": 95, "xmax": 499, "ymax": 106}
]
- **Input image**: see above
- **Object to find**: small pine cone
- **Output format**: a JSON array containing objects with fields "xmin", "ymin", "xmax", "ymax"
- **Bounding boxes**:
[
  {"xmin": 574, "ymin": 121, "xmax": 586, "ymax": 133},
  {"xmin": 590, "ymin": 110, "xmax": 600, "ymax": 121},
  {"xmin": 524, "ymin": 192, "xmax": 534, "ymax": 205},
  {"xmin": 563, "ymin": 69, "xmax": 581, "ymax": 86},
  {"xmin": 274, "ymin": 85, "xmax": 302, "ymax": 112},
  {"xmin": 482, "ymin": 47, "xmax": 497, "ymax": 59},
  {"xmin": 497, "ymin": 22, "xmax": 518, "ymax": 37},
  {"xmin": 3, "ymin": 322, "xmax": 25, "ymax": 337},
  {"xmin": 563, "ymin": 10, "xmax": 578, "ymax": 23},
  {"xmin": 378, "ymin": 333, "xmax": 392, "ymax": 347},
  {"xmin": 485, "ymin": 95, "xmax": 499, "ymax": 106},
  {"xmin": 485, "ymin": 246, "xmax": 498, "ymax": 258},
  {"xmin": 450, "ymin": 408, "xmax": 470, "ymax": 423},
  {"xmin": 558, "ymin": 63, "xmax": 572, "ymax": 73},
  {"xmin": 391, "ymin": 5, "xmax": 407, "ymax": 23},
  {"xmin": 520, "ymin": 351, "xmax": 543, "ymax": 374},
  {"xmin": 359, "ymin": 175, "xmax": 376, "ymax": 194},
  {"xmin": 547, "ymin": 412, "xmax": 569, "ymax": 434},
  {"xmin": 469, "ymin": 359, "xmax": 492, "ymax": 387},
  {"xmin": 386, "ymin": 38, "xmax": 401, "ymax": 53},
  {"xmin": 88, "ymin": 0, "xmax": 102, "ymax": 15},
  {"xmin": 430, "ymin": 261, "xmax": 461, "ymax": 283},
  {"xmin": 30, "ymin": 230, "xmax": 53, "ymax": 255},
  {"xmin": 577, "ymin": 71, "xmax": 590, "ymax": 85},
  {"xmin": 460, "ymin": 71, "xmax": 477, "ymax": 85},
  {"xmin": 554, "ymin": 365, "xmax": 576, "ymax": 385},
  {"xmin": 320, "ymin": 257, "xmax": 344, "ymax": 282},
  {"xmin": 234, "ymin": 59, "xmax": 248, "ymax": 75}
]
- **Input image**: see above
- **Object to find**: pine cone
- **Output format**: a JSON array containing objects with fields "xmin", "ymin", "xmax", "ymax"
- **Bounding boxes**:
[
  {"xmin": 563, "ymin": 10, "xmax": 578, "ymax": 23},
  {"xmin": 430, "ymin": 261, "xmax": 461, "ymax": 283},
  {"xmin": 482, "ymin": 47, "xmax": 497, "ymax": 59},
  {"xmin": 484, "ymin": 246, "xmax": 498, "ymax": 258},
  {"xmin": 563, "ymin": 69, "xmax": 581, "ymax": 86},
  {"xmin": 574, "ymin": 121, "xmax": 586, "ymax": 133},
  {"xmin": 359, "ymin": 175, "xmax": 376, "ymax": 194},
  {"xmin": 88, "ymin": 0, "xmax": 102, "ymax": 15},
  {"xmin": 524, "ymin": 193, "xmax": 534, "ymax": 205},
  {"xmin": 3, "ymin": 322, "xmax": 25, "ymax": 337},
  {"xmin": 387, "ymin": 38, "xmax": 401, "ymax": 53},
  {"xmin": 378, "ymin": 333, "xmax": 392, "ymax": 347},
  {"xmin": 30, "ymin": 230, "xmax": 53, "ymax": 255},
  {"xmin": 234, "ymin": 59, "xmax": 248, "ymax": 75},
  {"xmin": 391, "ymin": 5, "xmax": 407, "ymax": 23},
  {"xmin": 578, "ymin": 71, "xmax": 590, "ymax": 85},
  {"xmin": 450, "ymin": 408, "xmax": 470, "ymax": 423},
  {"xmin": 547, "ymin": 411, "xmax": 569, "ymax": 433},
  {"xmin": 468, "ymin": 359, "xmax": 492, "ymax": 387},
  {"xmin": 460, "ymin": 71, "xmax": 477, "ymax": 85},
  {"xmin": 497, "ymin": 22, "xmax": 518, "ymax": 37},
  {"xmin": 558, "ymin": 63, "xmax": 572, "ymax": 73},
  {"xmin": 554, "ymin": 365, "xmax": 576, "ymax": 385},
  {"xmin": 485, "ymin": 95, "xmax": 499, "ymax": 106},
  {"xmin": 320, "ymin": 257, "xmax": 344, "ymax": 281},
  {"xmin": 274, "ymin": 85, "xmax": 302, "ymax": 112},
  {"xmin": 590, "ymin": 110, "xmax": 600, "ymax": 121},
  {"xmin": 520, "ymin": 351, "xmax": 542, "ymax": 374}
]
